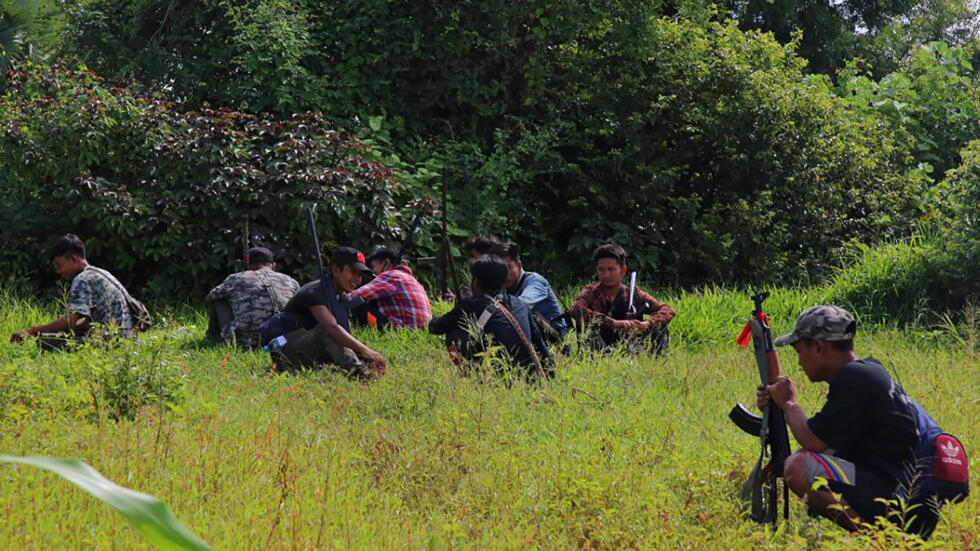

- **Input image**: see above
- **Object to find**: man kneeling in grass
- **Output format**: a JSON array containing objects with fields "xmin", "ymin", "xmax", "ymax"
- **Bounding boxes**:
[
  {"xmin": 757, "ymin": 305, "xmax": 941, "ymax": 538},
  {"xmin": 259, "ymin": 247, "xmax": 385, "ymax": 379},
  {"xmin": 429, "ymin": 255, "xmax": 554, "ymax": 379},
  {"xmin": 10, "ymin": 234, "xmax": 137, "ymax": 349}
]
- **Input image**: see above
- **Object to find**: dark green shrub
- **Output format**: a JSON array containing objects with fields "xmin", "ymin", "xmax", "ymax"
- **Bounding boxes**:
[
  {"xmin": 0, "ymin": 63, "xmax": 413, "ymax": 296},
  {"xmin": 533, "ymin": 19, "xmax": 924, "ymax": 284}
]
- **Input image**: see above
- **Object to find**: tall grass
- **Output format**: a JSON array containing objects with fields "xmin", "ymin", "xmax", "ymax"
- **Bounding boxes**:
[{"xmin": 0, "ymin": 288, "xmax": 977, "ymax": 549}]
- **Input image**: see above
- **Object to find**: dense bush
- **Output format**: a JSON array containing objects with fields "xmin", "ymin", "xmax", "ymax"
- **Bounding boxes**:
[
  {"xmin": 0, "ymin": 63, "xmax": 419, "ymax": 296},
  {"xmin": 529, "ymin": 19, "xmax": 925, "ymax": 283},
  {"xmin": 28, "ymin": 3, "xmax": 974, "ymax": 288}
]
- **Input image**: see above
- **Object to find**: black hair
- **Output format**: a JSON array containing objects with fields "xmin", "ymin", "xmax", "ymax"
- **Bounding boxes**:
[
  {"xmin": 491, "ymin": 241, "xmax": 520, "ymax": 262},
  {"xmin": 470, "ymin": 255, "xmax": 508, "ymax": 293},
  {"xmin": 367, "ymin": 245, "xmax": 401, "ymax": 266},
  {"xmin": 48, "ymin": 234, "xmax": 86, "ymax": 260},
  {"xmin": 593, "ymin": 243, "xmax": 626, "ymax": 266},
  {"xmin": 801, "ymin": 338, "xmax": 854, "ymax": 353},
  {"xmin": 461, "ymin": 236, "xmax": 500, "ymax": 257}
]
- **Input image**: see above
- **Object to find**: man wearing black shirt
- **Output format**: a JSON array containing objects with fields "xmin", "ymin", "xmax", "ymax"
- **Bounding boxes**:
[
  {"xmin": 259, "ymin": 247, "xmax": 385, "ymax": 378},
  {"xmin": 430, "ymin": 255, "xmax": 554, "ymax": 378},
  {"xmin": 757, "ymin": 305, "xmax": 920, "ymax": 533}
]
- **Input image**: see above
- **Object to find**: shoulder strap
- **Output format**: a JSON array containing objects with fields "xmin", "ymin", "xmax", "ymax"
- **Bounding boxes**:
[
  {"xmin": 85, "ymin": 266, "xmax": 151, "ymax": 329},
  {"xmin": 474, "ymin": 306, "xmax": 495, "ymax": 336},
  {"xmin": 489, "ymin": 295, "xmax": 544, "ymax": 377},
  {"xmin": 609, "ymin": 287, "xmax": 628, "ymax": 318},
  {"xmin": 255, "ymin": 270, "xmax": 282, "ymax": 314},
  {"xmin": 86, "ymin": 266, "xmax": 132, "ymax": 301}
]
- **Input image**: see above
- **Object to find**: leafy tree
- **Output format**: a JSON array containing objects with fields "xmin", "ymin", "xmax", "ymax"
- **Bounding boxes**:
[{"xmin": 726, "ymin": 0, "xmax": 978, "ymax": 76}]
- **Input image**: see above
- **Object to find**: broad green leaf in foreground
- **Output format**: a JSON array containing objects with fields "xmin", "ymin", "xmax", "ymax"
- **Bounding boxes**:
[{"xmin": 0, "ymin": 455, "xmax": 212, "ymax": 551}]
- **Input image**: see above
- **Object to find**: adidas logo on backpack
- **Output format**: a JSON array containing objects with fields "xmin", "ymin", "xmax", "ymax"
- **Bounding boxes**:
[{"xmin": 940, "ymin": 440, "xmax": 964, "ymax": 466}]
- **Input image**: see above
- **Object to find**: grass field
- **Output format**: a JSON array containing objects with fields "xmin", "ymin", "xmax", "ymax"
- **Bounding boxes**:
[{"xmin": 0, "ymin": 288, "xmax": 978, "ymax": 550}]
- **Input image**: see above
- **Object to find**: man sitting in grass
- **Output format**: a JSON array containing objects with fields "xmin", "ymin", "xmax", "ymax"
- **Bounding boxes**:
[
  {"xmin": 347, "ymin": 245, "xmax": 432, "ymax": 330},
  {"xmin": 569, "ymin": 243, "xmax": 674, "ymax": 353},
  {"xmin": 259, "ymin": 247, "xmax": 385, "ymax": 379},
  {"xmin": 756, "ymin": 305, "xmax": 939, "ymax": 537},
  {"xmin": 9, "ymin": 234, "xmax": 137, "ymax": 349},
  {"xmin": 429, "ymin": 255, "xmax": 554, "ymax": 378},
  {"xmin": 491, "ymin": 241, "xmax": 568, "ymax": 343},
  {"xmin": 206, "ymin": 247, "xmax": 300, "ymax": 349}
]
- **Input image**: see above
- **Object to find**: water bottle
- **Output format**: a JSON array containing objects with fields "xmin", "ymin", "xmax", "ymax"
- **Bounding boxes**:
[{"xmin": 263, "ymin": 335, "xmax": 287, "ymax": 351}]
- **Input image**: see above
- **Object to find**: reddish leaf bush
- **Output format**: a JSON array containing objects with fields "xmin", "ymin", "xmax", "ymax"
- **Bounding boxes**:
[{"xmin": 0, "ymin": 63, "xmax": 404, "ymax": 296}]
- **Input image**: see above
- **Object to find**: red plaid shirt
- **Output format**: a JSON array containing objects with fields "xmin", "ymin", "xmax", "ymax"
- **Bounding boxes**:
[{"xmin": 348, "ymin": 265, "xmax": 432, "ymax": 329}]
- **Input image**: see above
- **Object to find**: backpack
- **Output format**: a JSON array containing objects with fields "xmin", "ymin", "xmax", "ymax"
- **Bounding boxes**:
[{"xmin": 898, "ymin": 399, "xmax": 969, "ymax": 504}]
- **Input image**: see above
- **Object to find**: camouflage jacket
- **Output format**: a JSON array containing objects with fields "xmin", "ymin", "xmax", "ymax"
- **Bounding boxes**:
[
  {"xmin": 208, "ymin": 268, "xmax": 300, "ymax": 347},
  {"xmin": 69, "ymin": 266, "xmax": 135, "ymax": 337}
]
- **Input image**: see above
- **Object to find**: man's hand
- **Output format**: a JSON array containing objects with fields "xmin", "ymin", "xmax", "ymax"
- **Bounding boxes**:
[
  {"xmin": 10, "ymin": 326, "xmax": 38, "ymax": 344},
  {"xmin": 766, "ymin": 376, "xmax": 798, "ymax": 410},
  {"xmin": 611, "ymin": 319, "xmax": 646, "ymax": 334},
  {"xmin": 756, "ymin": 383, "xmax": 770, "ymax": 410},
  {"xmin": 642, "ymin": 319, "xmax": 660, "ymax": 332},
  {"xmin": 362, "ymin": 348, "xmax": 386, "ymax": 375}
]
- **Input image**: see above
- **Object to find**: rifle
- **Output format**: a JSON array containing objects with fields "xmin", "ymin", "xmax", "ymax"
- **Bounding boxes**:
[
  {"xmin": 728, "ymin": 291, "xmax": 791, "ymax": 524},
  {"xmin": 438, "ymin": 173, "xmax": 461, "ymax": 298},
  {"xmin": 243, "ymin": 217, "xmax": 250, "ymax": 266},
  {"xmin": 306, "ymin": 205, "xmax": 341, "ymax": 317}
]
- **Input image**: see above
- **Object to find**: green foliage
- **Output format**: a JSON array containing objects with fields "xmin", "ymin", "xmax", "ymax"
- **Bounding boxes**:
[
  {"xmin": 34, "ymin": 2, "xmax": 965, "ymax": 289},
  {"xmin": 0, "ymin": 63, "xmax": 414, "ymax": 295},
  {"xmin": 931, "ymin": 138, "xmax": 980, "ymax": 304},
  {"xmin": 0, "ymin": 0, "xmax": 39, "ymax": 71},
  {"xmin": 822, "ymin": 233, "xmax": 956, "ymax": 324},
  {"xmin": 0, "ymin": 455, "xmax": 212, "ymax": 550},
  {"xmin": 726, "ymin": 0, "xmax": 978, "ymax": 77},
  {"xmin": 541, "ymin": 19, "xmax": 923, "ymax": 283},
  {"xmin": 838, "ymin": 42, "xmax": 980, "ymax": 181},
  {"xmin": 0, "ymin": 293, "xmax": 189, "ymax": 422}
]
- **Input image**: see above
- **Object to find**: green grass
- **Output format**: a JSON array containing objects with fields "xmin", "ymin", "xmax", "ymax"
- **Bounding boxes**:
[{"xmin": 0, "ymin": 289, "xmax": 978, "ymax": 550}]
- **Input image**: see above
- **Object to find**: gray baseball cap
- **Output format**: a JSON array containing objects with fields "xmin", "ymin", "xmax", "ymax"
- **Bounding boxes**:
[{"xmin": 774, "ymin": 305, "xmax": 856, "ymax": 346}]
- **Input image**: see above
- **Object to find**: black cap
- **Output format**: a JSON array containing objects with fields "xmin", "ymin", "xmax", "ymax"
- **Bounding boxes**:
[
  {"xmin": 332, "ymin": 247, "xmax": 370, "ymax": 273},
  {"xmin": 248, "ymin": 247, "xmax": 274, "ymax": 265}
]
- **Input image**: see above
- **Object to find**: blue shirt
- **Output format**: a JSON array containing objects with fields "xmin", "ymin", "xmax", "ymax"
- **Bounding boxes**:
[{"xmin": 512, "ymin": 271, "xmax": 568, "ymax": 335}]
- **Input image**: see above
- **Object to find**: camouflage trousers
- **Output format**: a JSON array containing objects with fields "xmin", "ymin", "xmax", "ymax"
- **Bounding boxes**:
[
  {"xmin": 206, "ymin": 299, "xmax": 234, "ymax": 341},
  {"xmin": 272, "ymin": 325, "xmax": 368, "ymax": 378},
  {"xmin": 207, "ymin": 299, "xmax": 262, "ymax": 349}
]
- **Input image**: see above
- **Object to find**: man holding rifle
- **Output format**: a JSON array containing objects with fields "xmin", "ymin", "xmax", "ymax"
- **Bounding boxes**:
[
  {"xmin": 756, "ymin": 305, "xmax": 923, "ymax": 533},
  {"xmin": 260, "ymin": 247, "xmax": 386, "ymax": 379}
]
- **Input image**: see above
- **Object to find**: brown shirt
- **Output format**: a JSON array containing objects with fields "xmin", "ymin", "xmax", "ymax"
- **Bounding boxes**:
[{"xmin": 570, "ymin": 282, "xmax": 675, "ymax": 327}]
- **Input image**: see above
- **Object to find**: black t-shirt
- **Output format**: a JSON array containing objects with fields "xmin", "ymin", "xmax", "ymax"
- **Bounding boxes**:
[
  {"xmin": 281, "ymin": 280, "xmax": 351, "ymax": 331},
  {"xmin": 807, "ymin": 357, "xmax": 917, "ymax": 479},
  {"xmin": 429, "ymin": 293, "xmax": 553, "ymax": 372}
]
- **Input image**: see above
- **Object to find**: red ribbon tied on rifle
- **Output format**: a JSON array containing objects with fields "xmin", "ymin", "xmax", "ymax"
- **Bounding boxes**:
[{"xmin": 736, "ymin": 312, "xmax": 770, "ymax": 348}]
